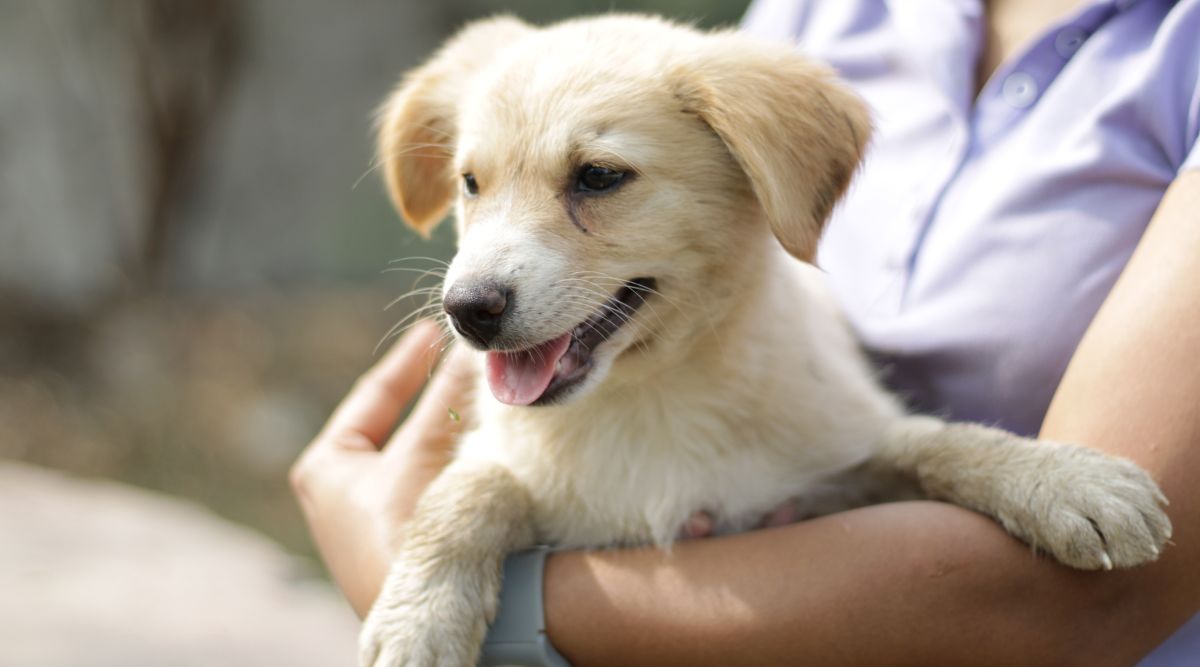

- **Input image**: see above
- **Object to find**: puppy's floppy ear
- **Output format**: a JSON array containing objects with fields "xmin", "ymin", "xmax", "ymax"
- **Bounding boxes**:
[
  {"xmin": 673, "ymin": 35, "xmax": 871, "ymax": 262},
  {"xmin": 375, "ymin": 16, "xmax": 531, "ymax": 236}
]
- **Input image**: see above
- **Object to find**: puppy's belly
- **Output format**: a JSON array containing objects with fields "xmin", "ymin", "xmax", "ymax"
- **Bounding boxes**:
[
  {"xmin": 459, "ymin": 387, "xmax": 888, "ymax": 549},
  {"xmin": 516, "ymin": 457, "xmax": 875, "ymax": 549}
]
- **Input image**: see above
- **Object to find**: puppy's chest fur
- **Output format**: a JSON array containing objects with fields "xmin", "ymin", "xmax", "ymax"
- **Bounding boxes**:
[{"xmin": 456, "ymin": 261, "xmax": 906, "ymax": 548}]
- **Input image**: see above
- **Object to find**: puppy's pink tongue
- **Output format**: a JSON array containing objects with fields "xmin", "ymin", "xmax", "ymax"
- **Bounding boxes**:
[{"xmin": 486, "ymin": 333, "xmax": 571, "ymax": 405}]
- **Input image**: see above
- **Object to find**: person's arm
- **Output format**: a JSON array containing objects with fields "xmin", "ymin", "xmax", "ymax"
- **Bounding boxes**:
[{"xmin": 543, "ymin": 171, "xmax": 1200, "ymax": 667}]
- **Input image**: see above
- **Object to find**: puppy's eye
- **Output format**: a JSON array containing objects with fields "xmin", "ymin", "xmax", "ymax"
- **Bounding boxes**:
[
  {"xmin": 462, "ymin": 173, "xmax": 479, "ymax": 197},
  {"xmin": 576, "ymin": 165, "xmax": 625, "ymax": 193}
]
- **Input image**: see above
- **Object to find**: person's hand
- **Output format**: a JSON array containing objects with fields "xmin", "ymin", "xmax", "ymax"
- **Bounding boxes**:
[{"xmin": 290, "ymin": 321, "xmax": 474, "ymax": 617}]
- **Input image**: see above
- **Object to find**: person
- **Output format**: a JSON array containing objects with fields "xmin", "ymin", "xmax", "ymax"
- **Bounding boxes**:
[{"xmin": 290, "ymin": 0, "xmax": 1200, "ymax": 664}]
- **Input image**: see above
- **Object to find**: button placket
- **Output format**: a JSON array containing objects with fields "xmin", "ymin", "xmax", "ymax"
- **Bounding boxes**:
[
  {"xmin": 886, "ymin": 204, "xmax": 925, "ymax": 271},
  {"xmin": 887, "ymin": 124, "xmax": 971, "ymax": 279},
  {"xmin": 1054, "ymin": 26, "xmax": 1087, "ymax": 58},
  {"xmin": 973, "ymin": 1, "xmax": 1120, "ymax": 143}
]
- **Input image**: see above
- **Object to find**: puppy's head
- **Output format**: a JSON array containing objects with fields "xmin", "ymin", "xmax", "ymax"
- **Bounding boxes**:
[{"xmin": 377, "ymin": 15, "xmax": 869, "ymax": 407}]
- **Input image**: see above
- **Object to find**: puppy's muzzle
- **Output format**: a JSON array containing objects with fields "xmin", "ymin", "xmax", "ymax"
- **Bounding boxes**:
[{"xmin": 443, "ymin": 279, "xmax": 511, "ymax": 347}]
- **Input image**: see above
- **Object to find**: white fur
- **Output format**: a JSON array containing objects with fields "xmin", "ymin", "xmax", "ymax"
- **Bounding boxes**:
[
  {"xmin": 360, "ymin": 15, "xmax": 1171, "ymax": 667},
  {"xmin": 458, "ymin": 250, "xmax": 900, "ymax": 547}
]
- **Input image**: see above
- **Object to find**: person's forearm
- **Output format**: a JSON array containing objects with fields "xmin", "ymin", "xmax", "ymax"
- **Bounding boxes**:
[{"xmin": 544, "ymin": 500, "xmax": 1184, "ymax": 667}]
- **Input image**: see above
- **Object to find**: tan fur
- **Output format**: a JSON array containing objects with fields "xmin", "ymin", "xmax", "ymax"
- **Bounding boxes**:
[
  {"xmin": 360, "ymin": 16, "xmax": 1171, "ymax": 667},
  {"xmin": 670, "ymin": 36, "xmax": 871, "ymax": 262},
  {"xmin": 375, "ymin": 17, "xmax": 531, "ymax": 235}
]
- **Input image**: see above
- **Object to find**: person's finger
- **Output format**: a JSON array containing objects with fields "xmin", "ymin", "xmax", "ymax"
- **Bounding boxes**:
[
  {"xmin": 319, "ymin": 320, "xmax": 444, "ymax": 448},
  {"xmin": 387, "ymin": 344, "xmax": 476, "ymax": 457}
]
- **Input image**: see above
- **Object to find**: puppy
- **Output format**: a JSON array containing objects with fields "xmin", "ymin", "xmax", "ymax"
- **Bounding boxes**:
[{"xmin": 361, "ymin": 15, "xmax": 1171, "ymax": 666}]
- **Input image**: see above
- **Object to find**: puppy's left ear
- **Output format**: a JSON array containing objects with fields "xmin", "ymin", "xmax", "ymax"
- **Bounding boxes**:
[{"xmin": 673, "ymin": 35, "xmax": 871, "ymax": 262}]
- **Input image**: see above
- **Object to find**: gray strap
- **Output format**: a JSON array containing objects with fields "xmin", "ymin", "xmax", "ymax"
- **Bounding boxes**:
[{"xmin": 480, "ymin": 547, "xmax": 572, "ymax": 667}]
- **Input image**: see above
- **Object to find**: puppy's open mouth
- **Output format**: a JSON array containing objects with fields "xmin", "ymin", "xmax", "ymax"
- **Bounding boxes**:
[{"xmin": 486, "ymin": 278, "xmax": 656, "ymax": 406}]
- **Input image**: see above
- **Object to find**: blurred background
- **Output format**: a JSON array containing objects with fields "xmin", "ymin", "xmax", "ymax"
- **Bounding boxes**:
[{"xmin": 0, "ymin": 0, "xmax": 749, "ymax": 664}]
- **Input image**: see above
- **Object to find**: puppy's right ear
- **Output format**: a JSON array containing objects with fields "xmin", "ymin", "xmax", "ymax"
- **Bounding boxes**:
[
  {"xmin": 672, "ymin": 34, "xmax": 871, "ymax": 263},
  {"xmin": 375, "ymin": 17, "xmax": 530, "ymax": 236}
]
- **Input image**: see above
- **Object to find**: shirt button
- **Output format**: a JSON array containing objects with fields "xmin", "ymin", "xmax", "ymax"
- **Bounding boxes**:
[
  {"xmin": 1054, "ymin": 27, "xmax": 1086, "ymax": 57},
  {"xmin": 1001, "ymin": 72, "xmax": 1039, "ymax": 109}
]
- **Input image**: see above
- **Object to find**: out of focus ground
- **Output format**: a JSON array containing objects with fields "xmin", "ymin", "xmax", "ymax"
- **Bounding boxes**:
[
  {"xmin": 0, "ymin": 287, "xmax": 434, "ymax": 558},
  {"xmin": 0, "ymin": 289, "xmax": 411, "ymax": 666},
  {"xmin": 0, "ymin": 461, "xmax": 359, "ymax": 667}
]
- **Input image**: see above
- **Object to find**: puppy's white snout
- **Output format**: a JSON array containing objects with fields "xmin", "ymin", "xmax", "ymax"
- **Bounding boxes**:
[{"xmin": 443, "ymin": 279, "xmax": 511, "ymax": 347}]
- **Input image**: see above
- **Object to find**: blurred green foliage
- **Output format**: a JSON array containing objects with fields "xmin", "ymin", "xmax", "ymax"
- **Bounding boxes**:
[{"xmin": 448, "ymin": 0, "xmax": 749, "ymax": 27}]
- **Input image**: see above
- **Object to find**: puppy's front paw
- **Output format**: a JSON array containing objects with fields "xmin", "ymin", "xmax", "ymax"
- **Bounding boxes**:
[
  {"xmin": 1006, "ymin": 443, "xmax": 1171, "ymax": 570},
  {"xmin": 359, "ymin": 565, "xmax": 497, "ymax": 667}
]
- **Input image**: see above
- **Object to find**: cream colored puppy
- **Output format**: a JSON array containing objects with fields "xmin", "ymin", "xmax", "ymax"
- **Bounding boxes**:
[{"xmin": 361, "ymin": 15, "xmax": 1171, "ymax": 666}]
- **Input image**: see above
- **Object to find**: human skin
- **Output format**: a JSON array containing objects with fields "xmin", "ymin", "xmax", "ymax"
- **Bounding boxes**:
[{"xmin": 292, "ymin": 171, "xmax": 1200, "ymax": 665}]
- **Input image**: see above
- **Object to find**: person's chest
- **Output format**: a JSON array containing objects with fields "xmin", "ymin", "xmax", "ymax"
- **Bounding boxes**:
[
  {"xmin": 976, "ymin": 0, "xmax": 1094, "ymax": 93},
  {"xmin": 743, "ymin": 0, "xmax": 1198, "ymax": 435}
]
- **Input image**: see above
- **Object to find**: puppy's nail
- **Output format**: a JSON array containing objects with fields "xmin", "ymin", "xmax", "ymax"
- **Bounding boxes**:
[{"xmin": 1100, "ymin": 553, "xmax": 1114, "ymax": 570}]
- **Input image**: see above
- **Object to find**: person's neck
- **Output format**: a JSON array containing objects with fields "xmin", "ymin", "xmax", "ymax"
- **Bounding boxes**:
[{"xmin": 976, "ymin": 0, "xmax": 1090, "ymax": 96}]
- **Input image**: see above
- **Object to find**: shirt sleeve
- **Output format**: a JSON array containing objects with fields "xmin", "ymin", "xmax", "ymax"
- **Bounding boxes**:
[
  {"xmin": 1182, "ymin": 112, "xmax": 1200, "ymax": 173},
  {"xmin": 1179, "ymin": 44, "xmax": 1200, "ymax": 174},
  {"xmin": 1184, "ymin": 148, "xmax": 1200, "ymax": 173}
]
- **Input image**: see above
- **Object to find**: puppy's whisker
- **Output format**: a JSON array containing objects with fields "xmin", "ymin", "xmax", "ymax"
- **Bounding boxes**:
[
  {"xmin": 569, "ymin": 271, "xmax": 697, "ymax": 313},
  {"xmin": 376, "ymin": 311, "xmax": 440, "ymax": 355},
  {"xmin": 353, "ymin": 142, "xmax": 456, "ymax": 189},
  {"xmin": 381, "ymin": 120, "xmax": 454, "ymax": 142},
  {"xmin": 561, "ymin": 279, "xmax": 692, "ymax": 331},
  {"xmin": 385, "ymin": 288, "xmax": 445, "ymax": 312},
  {"xmin": 388, "ymin": 256, "xmax": 451, "ymax": 268},
  {"xmin": 556, "ymin": 283, "xmax": 674, "ymax": 347},
  {"xmin": 386, "ymin": 283, "xmax": 445, "ymax": 298},
  {"xmin": 571, "ymin": 269, "xmax": 720, "ymax": 354},
  {"xmin": 377, "ymin": 297, "xmax": 452, "ymax": 354},
  {"xmin": 563, "ymin": 283, "xmax": 669, "ymax": 334},
  {"xmin": 381, "ymin": 267, "xmax": 448, "ymax": 277}
]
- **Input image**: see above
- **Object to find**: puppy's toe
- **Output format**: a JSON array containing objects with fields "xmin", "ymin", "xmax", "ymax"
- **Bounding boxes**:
[
  {"xmin": 1025, "ymin": 446, "xmax": 1171, "ymax": 570},
  {"xmin": 1020, "ymin": 507, "xmax": 1110, "ymax": 569}
]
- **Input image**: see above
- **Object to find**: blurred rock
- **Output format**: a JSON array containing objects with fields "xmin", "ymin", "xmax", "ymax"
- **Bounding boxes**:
[{"xmin": 0, "ymin": 461, "xmax": 359, "ymax": 667}]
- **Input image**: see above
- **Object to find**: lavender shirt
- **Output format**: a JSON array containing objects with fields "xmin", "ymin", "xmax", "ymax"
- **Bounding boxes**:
[{"xmin": 741, "ymin": 0, "xmax": 1200, "ymax": 663}]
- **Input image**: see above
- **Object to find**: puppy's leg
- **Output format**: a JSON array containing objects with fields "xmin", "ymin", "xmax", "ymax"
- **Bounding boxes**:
[
  {"xmin": 359, "ymin": 460, "xmax": 534, "ymax": 667},
  {"xmin": 875, "ymin": 416, "xmax": 1172, "ymax": 570}
]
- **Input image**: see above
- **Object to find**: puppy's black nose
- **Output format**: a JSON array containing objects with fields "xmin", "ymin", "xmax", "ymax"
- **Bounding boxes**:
[{"xmin": 443, "ymin": 280, "xmax": 511, "ymax": 347}]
